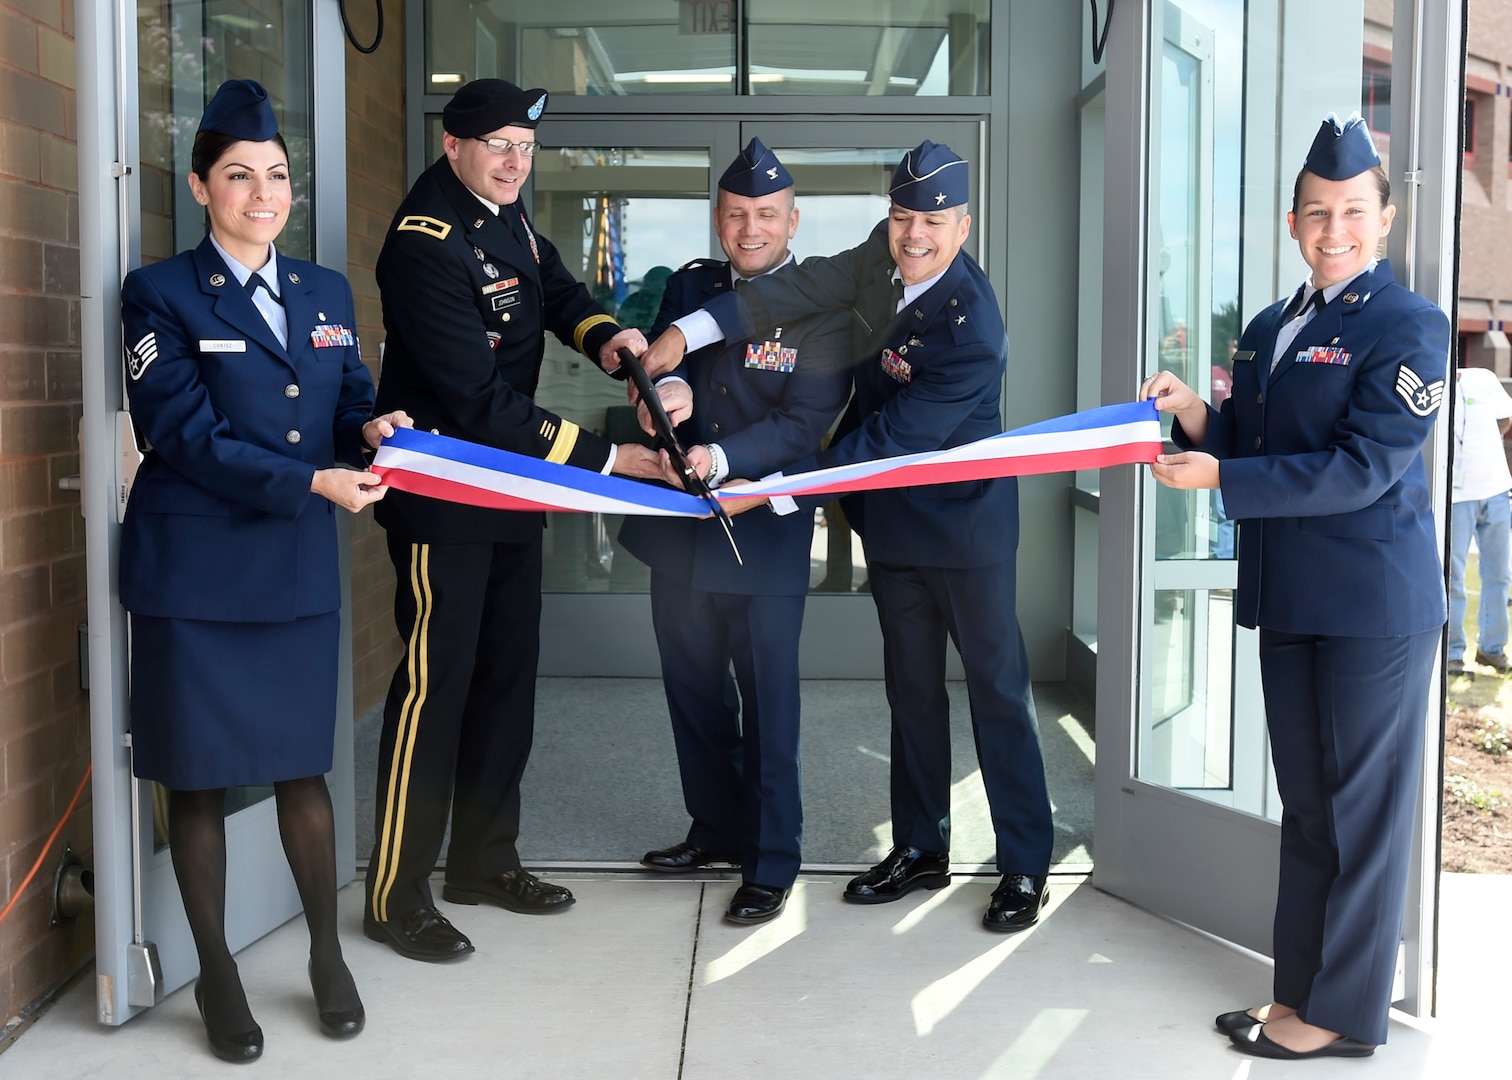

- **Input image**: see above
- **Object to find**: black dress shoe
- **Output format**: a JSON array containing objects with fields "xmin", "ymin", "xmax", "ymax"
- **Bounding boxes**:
[
  {"xmin": 641, "ymin": 841, "xmax": 740, "ymax": 873},
  {"xmin": 1230, "ymin": 1027, "xmax": 1375, "ymax": 1059},
  {"xmin": 725, "ymin": 883, "xmax": 788, "ymax": 925},
  {"xmin": 1214, "ymin": 1009, "xmax": 1263, "ymax": 1035},
  {"xmin": 307, "ymin": 961, "xmax": 365, "ymax": 1039},
  {"xmin": 193, "ymin": 979, "xmax": 263, "ymax": 1064},
  {"xmin": 442, "ymin": 868, "xmax": 575, "ymax": 914},
  {"xmin": 843, "ymin": 846, "xmax": 950, "ymax": 904},
  {"xmin": 981, "ymin": 874, "xmax": 1049, "ymax": 933},
  {"xmin": 362, "ymin": 905, "xmax": 475, "ymax": 963}
]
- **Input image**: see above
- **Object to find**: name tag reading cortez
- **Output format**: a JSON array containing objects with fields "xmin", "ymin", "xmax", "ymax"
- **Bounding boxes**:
[
  {"xmin": 199, "ymin": 339, "xmax": 247, "ymax": 353},
  {"xmin": 310, "ymin": 324, "xmax": 355, "ymax": 348}
]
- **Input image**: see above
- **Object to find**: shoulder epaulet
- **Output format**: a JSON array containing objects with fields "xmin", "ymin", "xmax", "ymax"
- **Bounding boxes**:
[
  {"xmin": 397, "ymin": 215, "xmax": 452, "ymax": 241},
  {"xmin": 678, "ymin": 258, "xmax": 724, "ymax": 272}
]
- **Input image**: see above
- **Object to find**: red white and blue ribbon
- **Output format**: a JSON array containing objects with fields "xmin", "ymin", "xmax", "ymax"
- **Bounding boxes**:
[{"xmin": 370, "ymin": 400, "xmax": 1162, "ymax": 516}]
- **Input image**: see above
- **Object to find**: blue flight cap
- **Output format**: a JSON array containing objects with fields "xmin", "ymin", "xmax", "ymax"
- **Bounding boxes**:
[
  {"xmin": 718, "ymin": 138, "xmax": 794, "ymax": 198},
  {"xmin": 443, "ymin": 79, "xmax": 549, "ymax": 136},
  {"xmin": 1303, "ymin": 112, "xmax": 1381, "ymax": 181},
  {"xmin": 198, "ymin": 79, "xmax": 279, "ymax": 142},
  {"xmin": 889, "ymin": 141, "xmax": 969, "ymax": 211}
]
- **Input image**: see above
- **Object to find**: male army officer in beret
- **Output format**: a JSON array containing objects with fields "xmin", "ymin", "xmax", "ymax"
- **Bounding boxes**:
[
  {"xmin": 619, "ymin": 139, "xmax": 851, "ymax": 924},
  {"xmin": 642, "ymin": 142, "xmax": 1056, "ymax": 933},
  {"xmin": 364, "ymin": 79, "xmax": 659, "ymax": 962}
]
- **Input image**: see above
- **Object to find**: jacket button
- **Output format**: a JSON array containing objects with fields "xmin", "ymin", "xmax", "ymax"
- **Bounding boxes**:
[
  {"xmin": 1256, "ymin": 393, "xmax": 1263, "ymax": 404},
  {"xmin": 949, "ymin": 298, "xmax": 958, "ymax": 307},
  {"xmin": 430, "ymin": 428, "xmax": 440, "ymax": 435},
  {"xmin": 284, "ymin": 384, "xmax": 300, "ymax": 399},
  {"xmin": 502, "ymin": 312, "xmax": 511, "ymax": 322},
  {"xmin": 285, "ymin": 430, "xmax": 302, "ymax": 445},
  {"xmin": 717, "ymin": 385, "xmax": 728, "ymax": 396},
  {"xmin": 1253, "ymin": 436, "xmax": 1262, "ymax": 450},
  {"xmin": 711, "ymin": 422, "xmax": 721, "ymax": 434}
]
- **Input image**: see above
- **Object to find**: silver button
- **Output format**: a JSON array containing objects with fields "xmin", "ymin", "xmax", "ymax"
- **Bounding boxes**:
[
  {"xmin": 1253, "ymin": 436, "xmax": 1262, "ymax": 450},
  {"xmin": 502, "ymin": 312, "xmax": 511, "ymax": 322},
  {"xmin": 710, "ymin": 422, "xmax": 721, "ymax": 434},
  {"xmin": 1256, "ymin": 393, "xmax": 1263, "ymax": 404},
  {"xmin": 430, "ymin": 428, "xmax": 440, "ymax": 435},
  {"xmin": 284, "ymin": 384, "xmax": 300, "ymax": 399},
  {"xmin": 285, "ymin": 430, "xmax": 302, "ymax": 445},
  {"xmin": 949, "ymin": 298, "xmax": 958, "ymax": 307},
  {"xmin": 717, "ymin": 385, "xmax": 728, "ymax": 396}
]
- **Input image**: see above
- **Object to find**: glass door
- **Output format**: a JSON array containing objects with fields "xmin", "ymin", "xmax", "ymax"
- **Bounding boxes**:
[
  {"xmin": 526, "ymin": 118, "xmax": 984, "ymax": 678},
  {"xmin": 80, "ymin": 0, "xmax": 351, "ymax": 1025},
  {"xmin": 1093, "ymin": 0, "xmax": 1459, "ymax": 1020}
]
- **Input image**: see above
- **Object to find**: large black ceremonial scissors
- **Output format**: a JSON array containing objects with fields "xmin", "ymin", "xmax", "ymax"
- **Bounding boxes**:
[{"xmin": 617, "ymin": 347, "xmax": 743, "ymax": 565}]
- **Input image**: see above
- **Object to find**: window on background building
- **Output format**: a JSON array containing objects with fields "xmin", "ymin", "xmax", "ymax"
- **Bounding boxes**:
[
  {"xmin": 1361, "ymin": 56, "xmax": 1391, "ymax": 137},
  {"xmin": 1465, "ymin": 92, "xmax": 1479, "ymax": 164},
  {"xmin": 423, "ymin": 0, "xmax": 990, "ymax": 97}
]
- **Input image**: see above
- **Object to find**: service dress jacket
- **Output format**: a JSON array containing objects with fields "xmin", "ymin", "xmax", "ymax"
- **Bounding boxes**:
[
  {"xmin": 618, "ymin": 259, "xmax": 851, "ymax": 595},
  {"xmin": 708, "ymin": 221, "xmax": 1017, "ymax": 569},
  {"xmin": 373, "ymin": 157, "xmax": 627, "ymax": 544},
  {"xmin": 119, "ymin": 238, "xmax": 374, "ymax": 623},
  {"xmin": 1175, "ymin": 260, "xmax": 1450, "ymax": 637}
]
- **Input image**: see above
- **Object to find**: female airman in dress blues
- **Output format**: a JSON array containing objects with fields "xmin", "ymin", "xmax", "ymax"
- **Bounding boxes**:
[
  {"xmin": 118, "ymin": 79, "xmax": 410, "ymax": 1063},
  {"xmin": 1142, "ymin": 113, "xmax": 1450, "ymax": 1060}
]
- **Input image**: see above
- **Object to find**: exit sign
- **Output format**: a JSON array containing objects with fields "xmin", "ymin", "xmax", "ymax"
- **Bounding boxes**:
[{"xmin": 680, "ymin": 0, "xmax": 734, "ymax": 35}]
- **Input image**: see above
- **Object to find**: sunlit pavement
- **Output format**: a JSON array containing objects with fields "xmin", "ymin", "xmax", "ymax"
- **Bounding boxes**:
[{"xmin": 4, "ymin": 872, "xmax": 1504, "ymax": 1078}]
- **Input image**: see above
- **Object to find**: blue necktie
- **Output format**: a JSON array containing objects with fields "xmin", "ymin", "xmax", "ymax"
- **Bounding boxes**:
[{"xmin": 246, "ymin": 272, "xmax": 282, "ymax": 306}]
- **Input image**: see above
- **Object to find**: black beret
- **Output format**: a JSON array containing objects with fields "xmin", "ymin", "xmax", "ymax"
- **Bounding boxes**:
[
  {"xmin": 198, "ymin": 79, "xmax": 279, "ymax": 142},
  {"xmin": 443, "ymin": 79, "xmax": 549, "ymax": 137}
]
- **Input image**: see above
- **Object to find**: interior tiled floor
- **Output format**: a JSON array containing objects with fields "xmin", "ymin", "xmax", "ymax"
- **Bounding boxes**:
[{"xmin": 4, "ymin": 872, "xmax": 1503, "ymax": 1079}]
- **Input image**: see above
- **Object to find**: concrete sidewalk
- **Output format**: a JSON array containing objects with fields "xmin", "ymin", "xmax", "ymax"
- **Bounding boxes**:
[{"xmin": 3, "ymin": 872, "xmax": 1503, "ymax": 1078}]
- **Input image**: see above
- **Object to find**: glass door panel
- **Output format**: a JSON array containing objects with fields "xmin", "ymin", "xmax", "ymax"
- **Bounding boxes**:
[{"xmin": 87, "ymin": 0, "xmax": 335, "ymax": 1025}]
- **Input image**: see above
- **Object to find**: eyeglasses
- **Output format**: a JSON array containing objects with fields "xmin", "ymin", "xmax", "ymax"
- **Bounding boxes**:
[{"xmin": 472, "ymin": 136, "xmax": 539, "ymax": 157}]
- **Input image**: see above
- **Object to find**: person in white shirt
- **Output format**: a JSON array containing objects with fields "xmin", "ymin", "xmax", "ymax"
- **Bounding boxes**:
[{"xmin": 1449, "ymin": 363, "xmax": 1512, "ymax": 673}]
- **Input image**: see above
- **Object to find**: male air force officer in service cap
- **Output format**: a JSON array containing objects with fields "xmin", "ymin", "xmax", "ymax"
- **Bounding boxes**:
[
  {"xmin": 364, "ymin": 79, "xmax": 660, "ymax": 963},
  {"xmin": 618, "ymin": 139, "xmax": 851, "ymax": 924},
  {"xmin": 642, "ymin": 141, "xmax": 1057, "ymax": 933}
]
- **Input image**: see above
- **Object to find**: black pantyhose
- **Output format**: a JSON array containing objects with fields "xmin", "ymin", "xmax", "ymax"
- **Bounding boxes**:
[{"xmin": 273, "ymin": 776, "xmax": 361, "ymax": 1015}]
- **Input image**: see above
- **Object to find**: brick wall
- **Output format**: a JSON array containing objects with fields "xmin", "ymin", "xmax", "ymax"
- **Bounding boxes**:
[
  {"xmin": 1461, "ymin": 0, "xmax": 1512, "ymax": 343},
  {"xmin": 0, "ymin": 0, "xmax": 94, "ymax": 1028},
  {"xmin": 344, "ymin": 1, "xmax": 406, "ymax": 715}
]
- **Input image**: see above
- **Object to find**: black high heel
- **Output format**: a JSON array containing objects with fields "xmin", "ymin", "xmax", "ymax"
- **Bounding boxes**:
[
  {"xmin": 193, "ymin": 978, "xmax": 263, "ymax": 1064},
  {"xmin": 308, "ymin": 960, "xmax": 365, "ymax": 1038}
]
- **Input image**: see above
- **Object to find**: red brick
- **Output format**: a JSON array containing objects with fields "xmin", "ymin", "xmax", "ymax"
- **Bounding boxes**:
[
  {"xmin": 44, "ymin": 349, "xmax": 79, "ymax": 402},
  {"xmin": 0, "ymin": 401, "xmax": 75, "ymax": 456},
  {"xmin": 0, "ymin": 349, "xmax": 48, "ymax": 402},
  {"xmin": 47, "ymin": 554, "xmax": 83, "ymax": 607},
  {"xmin": 0, "ymin": 504, "xmax": 76, "ymax": 569},
  {"xmin": 0, "ymin": 566, "xmax": 49, "ymax": 626},
  {"xmin": 1, "ymin": 608, "xmax": 77, "ymax": 680},
  {"xmin": 0, "ymin": 458, "xmax": 49, "ymax": 512},
  {"xmin": 2, "ymin": 718, "xmax": 73, "ymax": 798},
  {"xmin": 0, "ymin": 119, "xmax": 41, "ymax": 182},
  {"xmin": 0, "ymin": 237, "xmax": 45, "ymax": 291},
  {"xmin": 0, "ymin": 8, "xmax": 39, "ymax": 74},
  {"xmin": 0, "ymin": 294, "xmax": 78, "ymax": 348}
]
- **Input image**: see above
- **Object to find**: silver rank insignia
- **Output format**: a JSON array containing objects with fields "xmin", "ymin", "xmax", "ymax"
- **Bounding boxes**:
[
  {"xmin": 474, "ymin": 218, "xmax": 485, "ymax": 229},
  {"xmin": 473, "ymin": 245, "xmax": 486, "ymax": 261},
  {"xmin": 1394, "ymin": 364, "xmax": 1444, "ymax": 417},
  {"xmin": 209, "ymin": 273, "xmax": 226, "ymax": 287},
  {"xmin": 483, "ymin": 263, "xmax": 500, "ymax": 279},
  {"xmin": 288, "ymin": 272, "xmax": 300, "ymax": 284}
]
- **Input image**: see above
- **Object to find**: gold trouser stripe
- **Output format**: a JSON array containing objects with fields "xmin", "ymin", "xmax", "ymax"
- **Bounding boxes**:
[
  {"xmin": 544, "ymin": 418, "xmax": 580, "ymax": 464},
  {"xmin": 573, "ymin": 314, "xmax": 618, "ymax": 355},
  {"xmin": 371, "ymin": 544, "xmax": 433, "ymax": 922}
]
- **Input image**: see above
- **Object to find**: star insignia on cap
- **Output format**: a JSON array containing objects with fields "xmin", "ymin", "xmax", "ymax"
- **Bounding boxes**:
[
  {"xmin": 935, "ymin": 192, "xmax": 947, "ymax": 205},
  {"xmin": 766, "ymin": 167, "xmax": 779, "ymax": 180}
]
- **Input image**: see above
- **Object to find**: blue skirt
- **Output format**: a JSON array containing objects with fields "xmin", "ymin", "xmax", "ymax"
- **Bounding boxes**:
[{"xmin": 128, "ymin": 612, "xmax": 339, "ymax": 790}]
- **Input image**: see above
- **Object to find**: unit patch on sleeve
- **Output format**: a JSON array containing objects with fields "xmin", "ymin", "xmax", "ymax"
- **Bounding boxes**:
[{"xmin": 1394, "ymin": 364, "xmax": 1445, "ymax": 417}]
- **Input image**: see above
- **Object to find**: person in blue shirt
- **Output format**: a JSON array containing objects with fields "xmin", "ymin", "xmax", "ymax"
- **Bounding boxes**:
[
  {"xmin": 619, "ymin": 140, "xmax": 850, "ymax": 924},
  {"xmin": 1142, "ymin": 113, "xmax": 1449, "ymax": 1060},
  {"xmin": 119, "ymin": 80, "xmax": 410, "ymax": 1063}
]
